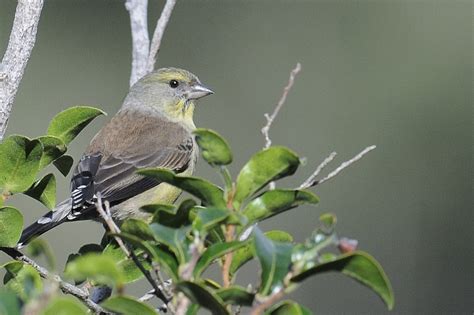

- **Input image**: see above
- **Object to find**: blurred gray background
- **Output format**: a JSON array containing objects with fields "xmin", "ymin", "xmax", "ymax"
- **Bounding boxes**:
[{"xmin": 0, "ymin": 0, "xmax": 472, "ymax": 314}]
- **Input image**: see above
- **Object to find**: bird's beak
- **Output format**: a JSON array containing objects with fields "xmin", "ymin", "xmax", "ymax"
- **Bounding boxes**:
[{"xmin": 187, "ymin": 83, "xmax": 214, "ymax": 100}]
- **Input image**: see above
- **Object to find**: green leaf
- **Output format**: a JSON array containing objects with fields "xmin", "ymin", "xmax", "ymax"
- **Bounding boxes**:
[
  {"xmin": 233, "ymin": 146, "xmax": 300, "ymax": 208},
  {"xmin": 148, "ymin": 199, "xmax": 196, "ymax": 228},
  {"xmin": 138, "ymin": 168, "xmax": 226, "ymax": 208},
  {"xmin": 37, "ymin": 136, "xmax": 67, "ymax": 170},
  {"xmin": 253, "ymin": 228, "xmax": 293, "ymax": 295},
  {"xmin": 2, "ymin": 261, "xmax": 42, "ymax": 301},
  {"xmin": 230, "ymin": 230, "xmax": 293, "ymax": 278},
  {"xmin": 121, "ymin": 219, "xmax": 154, "ymax": 241},
  {"xmin": 193, "ymin": 128, "xmax": 233, "ymax": 166},
  {"xmin": 24, "ymin": 173, "xmax": 56, "ymax": 209},
  {"xmin": 0, "ymin": 135, "xmax": 43, "ymax": 195},
  {"xmin": 112, "ymin": 232, "xmax": 179, "ymax": 281},
  {"xmin": 65, "ymin": 253, "xmax": 124, "ymax": 287},
  {"xmin": 192, "ymin": 208, "xmax": 230, "ymax": 232},
  {"xmin": 103, "ymin": 243, "xmax": 150, "ymax": 284},
  {"xmin": 102, "ymin": 296, "xmax": 157, "ymax": 315},
  {"xmin": 0, "ymin": 290, "xmax": 20, "ymax": 315},
  {"xmin": 47, "ymin": 106, "xmax": 105, "ymax": 145},
  {"xmin": 42, "ymin": 297, "xmax": 88, "ymax": 315},
  {"xmin": 0, "ymin": 207, "xmax": 23, "ymax": 247},
  {"xmin": 266, "ymin": 300, "xmax": 312, "ymax": 315},
  {"xmin": 176, "ymin": 281, "xmax": 229, "ymax": 315},
  {"xmin": 216, "ymin": 286, "xmax": 254, "ymax": 306},
  {"xmin": 194, "ymin": 241, "xmax": 246, "ymax": 277},
  {"xmin": 25, "ymin": 238, "xmax": 56, "ymax": 269},
  {"xmin": 319, "ymin": 212, "xmax": 337, "ymax": 229},
  {"xmin": 53, "ymin": 155, "xmax": 74, "ymax": 176},
  {"xmin": 242, "ymin": 189, "xmax": 319, "ymax": 224},
  {"xmin": 291, "ymin": 251, "xmax": 394, "ymax": 310},
  {"xmin": 149, "ymin": 223, "xmax": 191, "ymax": 263}
]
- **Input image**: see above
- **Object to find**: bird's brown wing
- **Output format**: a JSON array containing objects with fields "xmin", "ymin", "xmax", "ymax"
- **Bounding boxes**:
[{"xmin": 70, "ymin": 109, "xmax": 194, "ymax": 212}]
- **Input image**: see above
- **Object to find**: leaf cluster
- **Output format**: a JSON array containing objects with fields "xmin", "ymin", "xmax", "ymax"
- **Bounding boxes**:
[{"xmin": 0, "ymin": 108, "xmax": 394, "ymax": 314}]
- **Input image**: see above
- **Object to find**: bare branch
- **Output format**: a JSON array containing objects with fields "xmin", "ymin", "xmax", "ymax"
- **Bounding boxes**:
[
  {"xmin": 175, "ymin": 241, "xmax": 200, "ymax": 315},
  {"xmin": 249, "ymin": 289, "xmax": 285, "ymax": 315},
  {"xmin": 299, "ymin": 145, "xmax": 376, "ymax": 188},
  {"xmin": 261, "ymin": 63, "xmax": 301, "ymax": 150},
  {"xmin": 125, "ymin": 0, "xmax": 150, "ymax": 87},
  {"xmin": 1, "ymin": 247, "xmax": 107, "ymax": 314},
  {"xmin": 298, "ymin": 152, "xmax": 337, "ymax": 189},
  {"xmin": 146, "ymin": 0, "xmax": 177, "ymax": 73},
  {"xmin": 316, "ymin": 145, "xmax": 376, "ymax": 185},
  {"xmin": 0, "ymin": 0, "xmax": 44, "ymax": 140}
]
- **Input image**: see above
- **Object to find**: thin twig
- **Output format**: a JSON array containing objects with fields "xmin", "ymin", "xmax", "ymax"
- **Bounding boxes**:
[
  {"xmin": 261, "ymin": 63, "xmax": 301, "ymax": 150},
  {"xmin": 175, "ymin": 240, "xmax": 201, "ymax": 315},
  {"xmin": 298, "ymin": 152, "xmax": 337, "ymax": 189},
  {"xmin": 125, "ymin": 0, "xmax": 150, "ymax": 86},
  {"xmin": 316, "ymin": 145, "xmax": 376, "ymax": 185},
  {"xmin": 95, "ymin": 194, "xmax": 168, "ymax": 303},
  {"xmin": 0, "ymin": 0, "xmax": 44, "ymax": 140},
  {"xmin": 1, "ymin": 247, "xmax": 107, "ymax": 314},
  {"xmin": 146, "ymin": 0, "xmax": 177, "ymax": 73}
]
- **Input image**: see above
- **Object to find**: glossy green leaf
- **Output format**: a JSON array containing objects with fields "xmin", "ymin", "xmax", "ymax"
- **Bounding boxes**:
[
  {"xmin": 26, "ymin": 238, "xmax": 56, "ymax": 269},
  {"xmin": 37, "ymin": 136, "xmax": 67, "ymax": 169},
  {"xmin": 138, "ymin": 168, "xmax": 226, "ymax": 208},
  {"xmin": 230, "ymin": 230, "xmax": 293, "ymax": 278},
  {"xmin": 65, "ymin": 253, "xmax": 124, "ymax": 287},
  {"xmin": 0, "ymin": 207, "xmax": 23, "ymax": 247},
  {"xmin": 193, "ymin": 128, "xmax": 233, "ymax": 166},
  {"xmin": 112, "ymin": 232, "xmax": 179, "ymax": 281},
  {"xmin": 243, "ymin": 189, "xmax": 319, "ymax": 224},
  {"xmin": 0, "ymin": 290, "xmax": 20, "ymax": 315},
  {"xmin": 121, "ymin": 219, "xmax": 154, "ymax": 241},
  {"xmin": 141, "ymin": 203, "xmax": 176, "ymax": 214},
  {"xmin": 176, "ymin": 281, "xmax": 229, "ymax": 315},
  {"xmin": 194, "ymin": 241, "xmax": 246, "ymax": 277},
  {"xmin": 216, "ymin": 286, "xmax": 255, "ymax": 306},
  {"xmin": 24, "ymin": 173, "xmax": 56, "ymax": 209},
  {"xmin": 291, "ymin": 251, "xmax": 394, "ymax": 310},
  {"xmin": 192, "ymin": 208, "xmax": 230, "ymax": 232},
  {"xmin": 102, "ymin": 296, "xmax": 157, "ymax": 315},
  {"xmin": 53, "ymin": 155, "xmax": 74, "ymax": 176},
  {"xmin": 253, "ymin": 228, "xmax": 293, "ymax": 295},
  {"xmin": 234, "ymin": 146, "xmax": 300, "ymax": 208},
  {"xmin": 149, "ymin": 199, "xmax": 196, "ymax": 228},
  {"xmin": 47, "ymin": 106, "xmax": 105, "ymax": 145},
  {"xmin": 103, "ymin": 243, "xmax": 150, "ymax": 284},
  {"xmin": 0, "ymin": 135, "xmax": 43, "ymax": 194},
  {"xmin": 149, "ymin": 223, "xmax": 191, "ymax": 263},
  {"xmin": 42, "ymin": 297, "xmax": 88, "ymax": 315},
  {"xmin": 2, "ymin": 261, "xmax": 42, "ymax": 301},
  {"xmin": 266, "ymin": 300, "xmax": 312, "ymax": 315}
]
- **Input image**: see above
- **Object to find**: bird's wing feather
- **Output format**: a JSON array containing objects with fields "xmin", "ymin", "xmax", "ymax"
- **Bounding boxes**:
[{"xmin": 70, "ymin": 109, "xmax": 194, "ymax": 210}]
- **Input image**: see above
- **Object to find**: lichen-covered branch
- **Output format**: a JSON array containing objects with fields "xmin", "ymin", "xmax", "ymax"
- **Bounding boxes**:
[
  {"xmin": 0, "ymin": 0, "xmax": 44, "ymax": 140},
  {"xmin": 0, "ymin": 247, "xmax": 107, "ymax": 314},
  {"xmin": 125, "ymin": 0, "xmax": 150, "ymax": 86},
  {"xmin": 146, "ymin": 0, "xmax": 177, "ymax": 73}
]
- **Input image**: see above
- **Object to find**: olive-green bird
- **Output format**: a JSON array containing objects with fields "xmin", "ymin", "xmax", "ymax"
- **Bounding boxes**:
[{"xmin": 17, "ymin": 68, "xmax": 213, "ymax": 248}]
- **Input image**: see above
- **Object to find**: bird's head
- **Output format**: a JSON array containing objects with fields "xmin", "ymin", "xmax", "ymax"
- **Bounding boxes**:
[{"xmin": 122, "ymin": 67, "xmax": 214, "ymax": 125}]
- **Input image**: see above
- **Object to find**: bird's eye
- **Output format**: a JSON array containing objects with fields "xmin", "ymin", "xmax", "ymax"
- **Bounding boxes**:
[{"xmin": 169, "ymin": 80, "xmax": 179, "ymax": 88}]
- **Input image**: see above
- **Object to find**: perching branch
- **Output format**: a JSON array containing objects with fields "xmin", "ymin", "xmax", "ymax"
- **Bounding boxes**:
[
  {"xmin": 0, "ymin": 0, "xmax": 44, "ymax": 140},
  {"xmin": 125, "ymin": 0, "xmax": 150, "ymax": 86},
  {"xmin": 299, "ymin": 145, "xmax": 377, "ymax": 189},
  {"xmin": 261, "ymin": 62, "xmax": 301, "ymax": 149},
  {"xmin": 146, "ymin": 0, "xmax": 177, "ymax": 73},
  {"xmin": 1, "ymin": 247, "xmax": 107, "ymax": 314},
  {"xmin": 95, "ymin": 194, "xmax": 168, "ymax": 304}
]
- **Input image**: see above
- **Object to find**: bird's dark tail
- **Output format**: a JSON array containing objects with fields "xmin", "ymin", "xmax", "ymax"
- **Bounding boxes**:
[{"xmin": 17, "ymin": 199, "xmax": 72, "ymax": 248}]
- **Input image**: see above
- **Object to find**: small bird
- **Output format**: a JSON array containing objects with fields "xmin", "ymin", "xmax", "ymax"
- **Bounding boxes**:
[{"xmin": 17, "ymin": 67, "xmax": 213, "ymax": 248}]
